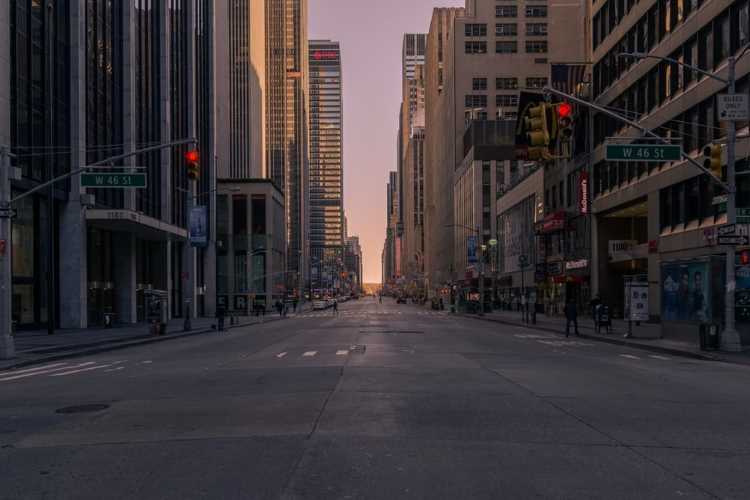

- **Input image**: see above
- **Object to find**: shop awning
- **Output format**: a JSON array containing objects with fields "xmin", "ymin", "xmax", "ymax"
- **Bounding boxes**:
[{"xmin": 86, "ymin": 209, "xmax": 188, "ymax": 242}]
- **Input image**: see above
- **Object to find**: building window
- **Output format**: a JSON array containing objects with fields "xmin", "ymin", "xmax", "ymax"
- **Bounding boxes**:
[
  {"xmin": 465, "ymin": 41, "xmax": 488, "ymax": 54},
  {"xmin": 472, "ymin": 77, "xmax": 488, "ymax": 91},
  {"xmin": 526, "ymin": 40, "xmax": 548, "ymax": 53},
  {"xmin": 495, "ymin": 23, "xmax": 518, "ymax": 36},
  {"xmin": 526, "ymin": 23, "xmax": 548, "ymax": 36},
  {"xmin": 496, "ymin": 94, "xmax": 519, "ymax": 107},
  {"xmin": 465, "ymin": 23, "xmax": 487, "ymax": 37},
  {"xmin": 496, "ymin": 41, "xmax": 518, "ymax": 53},
  {"xmin": 496, "ymin": 6, "xmax": 518, "ymax": 17},
  {"xmin": 496, "ymin": 77, "xmax": 518, "ymax": 90},
  {"xmin": 526, "ymin": 77, "xmax": 548, "ymax": 89},
  {"xmin": 465, "ymin": 94, "xmax": 488, "ymax": 108},
  {"xmin": 525, "ymin": 5, "xmax": 548, "ymax": 17}
]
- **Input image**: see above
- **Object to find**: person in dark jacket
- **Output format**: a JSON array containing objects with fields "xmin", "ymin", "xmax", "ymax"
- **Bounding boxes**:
[
  {"xmin": 216, "ymin": 305, "xmax": 226, "ymax": 332},
  {"xmin": 565, "ymin": 301, "xmax": 580, "ymax": 337}
]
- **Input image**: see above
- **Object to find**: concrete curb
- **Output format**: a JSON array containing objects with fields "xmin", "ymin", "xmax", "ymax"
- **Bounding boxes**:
[
  {"xmin": 0, "ymin": 317, "xmax": 284, "ymax": 373},
  {"xmin": 460, "ymin": 314, "xmax": 723, "ymax": 362}
]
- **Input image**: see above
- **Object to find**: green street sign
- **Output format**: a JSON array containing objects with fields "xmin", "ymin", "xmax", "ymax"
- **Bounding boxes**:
[
  {"xmin": 738, "ymin": 208, "xmax": 750, "ymax": 223},
  {"xmin": 80, "ymin": 173, "xmax": 147, "ymax": 188},
  {"xmin": 605, "ymin": 144, "xmax": 682, "ymax": 162}
]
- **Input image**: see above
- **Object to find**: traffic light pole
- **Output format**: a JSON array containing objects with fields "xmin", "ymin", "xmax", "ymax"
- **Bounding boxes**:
[{"xmin": 0, "ymin": 138, "xmax": 197, "ymax": 360}]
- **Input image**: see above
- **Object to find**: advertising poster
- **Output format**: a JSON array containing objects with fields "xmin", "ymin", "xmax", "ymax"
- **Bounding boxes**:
[
  {"xmin": 661, "ymin": 262, "xmax": 709, "ymax": 321},
  {"xmin": 626, "ymin": 283, "xmax": 649, "ymax": 321},
  {"xmin": 467, "ymin": 235, "xmax": 478, "ymax": 264},
  {"xmin": 189, "ymin": 206, "xmax": 208, "ymax": 247}
]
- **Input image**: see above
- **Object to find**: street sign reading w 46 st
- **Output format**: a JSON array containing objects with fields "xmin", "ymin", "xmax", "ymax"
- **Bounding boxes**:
[
  {"xmin": 605, "ymin": 144, "xmax": 682, "ymax": 162},
  {"xmin": 80, "ymin": 173, "xmax": 147, "ymax": 188}
]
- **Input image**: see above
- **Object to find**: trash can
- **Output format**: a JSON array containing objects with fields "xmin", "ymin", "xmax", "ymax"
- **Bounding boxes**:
[{"xmin": 699, "ymin": 323, "xmax": 720, "ymax": 351}]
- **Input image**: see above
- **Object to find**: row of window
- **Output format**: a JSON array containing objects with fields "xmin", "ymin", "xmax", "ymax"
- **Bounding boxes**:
[
  {"xmin": 466, "ymin": 40, "xmax": 548, "ymax": 54},
  {"xmin": 465, "ymin": 94, "xmax": 520, "ymax": 107},
  {"xmin": 496, "ymin": 5, "xmax": 547, "ymax": 18},
  {"xmin": 594, "ymin": 2, "xmax": 749, "ymax": 98},
  {"xmin": 467, "ymin": 23, "xmax": 548, "ymax": 37},
  {"xmin": 472, "ymin": 77, "xmax": 547, "ymax": 90}
]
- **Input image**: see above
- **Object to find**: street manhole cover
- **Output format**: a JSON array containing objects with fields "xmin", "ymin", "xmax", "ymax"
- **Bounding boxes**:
[{"xmin": 55, "ymin": 404, "xmax": 109, "ymax": 414}]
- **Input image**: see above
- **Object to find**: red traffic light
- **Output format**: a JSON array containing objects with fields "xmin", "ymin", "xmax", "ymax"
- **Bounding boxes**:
[
  {"xmin": 185, "ymin": 150, "xmax": 200, "ymax": 163},
  {"xmin": 557, "ymin": 102, "xmax": 572, "ymax": 118}
]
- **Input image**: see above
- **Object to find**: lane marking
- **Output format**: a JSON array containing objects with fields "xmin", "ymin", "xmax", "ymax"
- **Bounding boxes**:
[
  {"xmin": 302, "ymin": 351, "xmax": 317, "ymax": 357},
  {"xmin": 0, "ymin": 362, "xmax": 96, "ymax": 382},
  {"xmin": 649, "ymin": 355, "xmax": 671, "ymax": 361},
  {"xmin": 104, "ymin": 367, "xmax": 125, "ymax": 373},
  {"xmin": 0, "ymin": 362, "xmax": 68, "ymax": 376},
  {"xmin": 276, "ymin": 352, "xmax": 288, "ymax": 359},
  {"xmin": 336, "ymin": 350, "xmax": 349, "ymax": 356},
  {"xmin": 141, "ymin": 360, "xmax": 153, "ymax": 364},
  {"xmin": 50, "ymin": 363, "xmax": 116, "ymax": 377},
  {"xmin": 619, "ymin": 354, "xmax": 641, "ymax": 360}
]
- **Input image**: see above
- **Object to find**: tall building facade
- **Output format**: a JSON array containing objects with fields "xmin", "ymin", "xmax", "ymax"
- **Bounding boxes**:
[
  {"xmin": 308, "ymin": 40, "xmax": 344, "ymax": 295},
  {"xmin": 215, "ymin": 0, "xmax": 266, "ymax": 179},
  {"xmin": 2, "ymin": 1, "xmax": 216, "ymax": 329},
  {"xmin": 265, "ymin": 0, "xmax": 309, "ymax": 296},
  {"xmin": 383, "ymin": 171, "xmax": 400, "ymax": 285},
  {"xmin": 589, "ymin": 0, "xmax": 750, "ymax": 345}
]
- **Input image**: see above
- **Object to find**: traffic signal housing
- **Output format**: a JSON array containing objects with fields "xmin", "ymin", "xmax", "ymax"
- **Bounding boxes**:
[
  {"xmin": 556, "ymin": 102, "xmax": 574, "ymax": 141},
  {"xmin": 185, "ymin": 149, "xmax": 200, "ymax": 181},
  {"xmin": 702, "ymin": 144, "xmax": 723, "ymax": 180}
]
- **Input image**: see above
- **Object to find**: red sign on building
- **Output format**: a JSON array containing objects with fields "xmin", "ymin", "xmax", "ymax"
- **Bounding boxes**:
[{"xmin": 579, "ymin": 171, "xmax": 589, "ymax": 215}]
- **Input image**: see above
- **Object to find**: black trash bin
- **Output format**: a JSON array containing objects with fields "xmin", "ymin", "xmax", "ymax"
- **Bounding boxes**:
[{"xmin": 699, "ymin": 323, "xmax": 719, "ymax": 351}]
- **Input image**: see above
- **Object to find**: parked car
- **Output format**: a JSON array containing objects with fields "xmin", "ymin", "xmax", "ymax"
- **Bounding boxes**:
[{"xmin": 313, "ymin": 300, "xmax": 328, "ymax": 310}]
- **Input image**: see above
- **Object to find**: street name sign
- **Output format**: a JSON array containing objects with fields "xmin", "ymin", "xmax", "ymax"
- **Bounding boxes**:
[
  {"xmin": 718, "ymin": 94, "xmax": 749, "ymax": 122},
  {"xmin": 718, "ymin": 235, "xmax": 749, "ymax": 246},
  {"xmin": 80, "ymin": 173, "xmax": 147, "ymax": 188},
  {"xmin": 718, "ymin": 224, "xmax": 736, "ymax": 236},
  {"xmin": 605, "ymin": 144, "xmax": 682, "ymax": 162}
]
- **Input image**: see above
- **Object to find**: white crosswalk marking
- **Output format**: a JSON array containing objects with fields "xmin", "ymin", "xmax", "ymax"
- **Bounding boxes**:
[
  {"xmin": 50, "ymin": 363, "xmax": 117, "ymax": 377},
  {"xmin": 0, "ymin": 362, "xmax": 96, "ymax": 382},
  {"xmin": 276, "ymin": 352, "xmax": 288, "ymax": 359},
  {"xmin": 649, "ymin": 355, "xmax": 671, "ymax": 361},
  {"xmin": 302, "ymin": 351, "xmax": 317, "ymax": 357},
  {"xmin": 619, "ymin": 354, "xmax": 641, "ymax": 360},
  {"xmin": 336, "ymin": 350, "xmax": 349, "ymax": 356},
  {"xmin": 104, "ymin": 367, "xmax": 125, "ymax": 373}
]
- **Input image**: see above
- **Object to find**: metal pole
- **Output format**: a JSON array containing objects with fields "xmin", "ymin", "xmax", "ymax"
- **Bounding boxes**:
[
  {"xmin": 479, "ymin": 247, "xmax": 484, "ymax": 316},
  {"xmin": 521, "ymin": 264, "xmax": 526, "ymax": 323},
  {"xmin": 46, "ymin": 0, "xmax": 55, "ymax": 335},
  {"xmin": 184, "ymin": 188, "xmax": 193, "ymax": 332},
  {"xmin": 0, "ymin": 147, "xmax": 16, "ymax": 359},
  {"xmin": 723, "ymin": 56, "xmax": 742, "ymax": 352}
]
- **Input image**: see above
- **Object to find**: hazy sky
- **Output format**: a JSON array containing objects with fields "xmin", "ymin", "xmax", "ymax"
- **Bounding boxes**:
[{"xmin": 309, "ymin": 0, "xmax": 463, "ymax": 284}]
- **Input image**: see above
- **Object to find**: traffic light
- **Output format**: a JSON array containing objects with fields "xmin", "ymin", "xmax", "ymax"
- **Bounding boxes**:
[
  {"xmin": 185, "ymin": 149, "xmax": 200, "ymax": 181},
  {"xmin": 525, "ymin": 103, "xmax": 550, "ymax": 148},
  {"xmin": 556, "ymin": 102, "xmax": 574, "ymax": 141},
  {"xmin": 702, "ymin": 144, "xmax": 722, "ymax": 179}
]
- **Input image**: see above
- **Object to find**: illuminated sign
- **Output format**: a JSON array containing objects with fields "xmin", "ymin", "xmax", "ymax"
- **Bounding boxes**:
[
  {"xmin": 313, "ymin": 50, "xmax": 338, "ymax": 60},
  {"xmin": 579, "ymin": 171, "xmax": 589, "ymax": 215}
]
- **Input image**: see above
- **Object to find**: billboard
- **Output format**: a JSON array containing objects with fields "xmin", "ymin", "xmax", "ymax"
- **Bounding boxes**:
[
  {"xmin": 467, "ymin": 235, "xmax": 478, "ymax": 264},
  {"xmin": 661, "ymin": 261, "xmax": 710, "ymax": 322},
  {"xmin": 189, "ymin": 206, "xmax": 208, "ymax": 247}
]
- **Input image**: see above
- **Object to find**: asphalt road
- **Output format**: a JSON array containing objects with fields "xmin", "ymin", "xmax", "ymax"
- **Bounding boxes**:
[{"xmin": 1, "ymin": 297, "xmax": 749, "ymax": 500}]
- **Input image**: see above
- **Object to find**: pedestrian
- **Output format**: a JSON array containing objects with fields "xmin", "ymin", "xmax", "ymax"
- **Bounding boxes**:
[
  {"xmin": 379, "ymin": 294, "xmax": 383, "ymax": 304},
  {"xmin": 589, "ymin": 295, "xmax": 602, "ymax": 331},
  {"xmin": 275, "ymin": 300, "xmax": 283, "ymax": 317},
  {"xmin": 333, "ymin": 299, "xmax": 338, "ymax": 316},
  {"xmin": 565, "ymin": 300, "xmax": 580, "ymax": 337},
  {"xmin": 216, "ymin": 304, "xmax": 226, "ymax": 332},
  {"xmin": 293, "ymin": 299, "xmax": 298, "ymax": 313}
]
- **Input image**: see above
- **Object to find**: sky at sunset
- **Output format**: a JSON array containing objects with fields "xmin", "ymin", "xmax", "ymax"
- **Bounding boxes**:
[{"xmin": 309, "ymin": 0, "xmax": 463, "ymax": 284}]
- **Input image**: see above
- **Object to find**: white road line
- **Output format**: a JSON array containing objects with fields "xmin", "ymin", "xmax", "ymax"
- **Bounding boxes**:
[
  {"xmin": 336, "ymin": 350, "xmax": 349, "ymax": 356},
  {"xmin": 649, "ymin": 355, "xmax": 671, "ymax": 361},
  {"xmin": 0, "ymin": 362, "xmax": 95, "ymax": 382},
  {"xmin": 104, "ymin": 367, "xmax": 125, "ymax": 373},
  {"xmin": 302, "ymin": 351, "xmax": 317, "ymax": 357},
  {"xmin": 141, "ymin": 360, "xmax": 153, "ymax": 364},
  {"xmin": 619, "ymin": 354, "xmax": 641, "ymax": 360},
  {"xmin": 276, "ymin": 352, "xmax": 288, "ymax": 359},
  {"xmin": 0, "ymin": 362, "xmax": 68, "ymax": 376},
  {"xmin": 50, "ymin": 363, "xmax": 115, "ymax": 377}
]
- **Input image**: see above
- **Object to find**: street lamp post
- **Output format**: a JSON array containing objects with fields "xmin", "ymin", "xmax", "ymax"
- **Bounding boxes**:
[{"xmin": 615, "ymin": 52, "xmax": 743, "ymax": 352}]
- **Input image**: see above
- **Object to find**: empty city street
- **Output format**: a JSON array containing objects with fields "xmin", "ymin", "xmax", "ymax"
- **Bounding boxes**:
[{"xmin": 1, "ymin": 297, "xmax": 749, "ymax": 500}]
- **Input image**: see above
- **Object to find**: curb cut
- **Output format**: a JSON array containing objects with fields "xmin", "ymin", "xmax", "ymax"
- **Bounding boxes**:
[
  {"xmin": 459, "ymin": 314, "xmax": 722, "ymax": 362},
  {"xmin": 0, "ymin": 317, "xmax": 284, "ymax": 373}
]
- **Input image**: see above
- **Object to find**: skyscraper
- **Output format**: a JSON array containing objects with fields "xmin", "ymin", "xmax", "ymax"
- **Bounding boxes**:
[
  {"xmin": 308, "ymin": 40, "xmax": 344, "ymax": 295},
  {"xmin": 215, "ymin": 0, "xmax": 266, "ymax": 179},
  {"xmin": 265, "ymin": 0, "xmax": 309, "ymax": 295}
]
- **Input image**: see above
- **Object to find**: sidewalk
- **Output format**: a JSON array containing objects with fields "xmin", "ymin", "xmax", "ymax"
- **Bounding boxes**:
[
  {"xmin": 0, "ymin": 312, "xmax": 287, "ymax": 372},
  {"xmin": 459, "ymin": 308, "xmax": 750, "ymax": 365}
]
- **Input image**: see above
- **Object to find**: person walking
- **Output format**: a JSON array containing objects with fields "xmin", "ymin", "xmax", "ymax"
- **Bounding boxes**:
[
  {"xmin": 333, "ymin": 299, "xmax": 338, "ymax": 316},
  {"xmin": 589, "ymin": 295, "xmax": 602, "ymax": 331},
  {"xmin": 565, "ymin": 300, "xmax": 580, "ymax": 337},
  {"xmin": 216, "ymin": 304, "xmax": 226, "ymax": 332}
]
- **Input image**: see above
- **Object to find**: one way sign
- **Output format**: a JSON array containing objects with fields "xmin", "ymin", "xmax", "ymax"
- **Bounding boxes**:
[{"xmin": 718, "ymin": 235, "xmax": 749, "ymax": 246}]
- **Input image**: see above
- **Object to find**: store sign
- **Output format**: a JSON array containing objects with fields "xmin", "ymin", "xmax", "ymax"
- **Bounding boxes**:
[
  {"xmin": 313, "ymin": 50, "xmax": 338, "ymax": 60},
  {"xmin": 538, "ymin": 211, "xmax": 566, "ymax": 233},
  {"xmin": 578, "ymin": 172, "xmax": 589, "ymax": 215},
  {"xmin": 565, "ymin": 259, "xmax": 589, "ymax": 271}
]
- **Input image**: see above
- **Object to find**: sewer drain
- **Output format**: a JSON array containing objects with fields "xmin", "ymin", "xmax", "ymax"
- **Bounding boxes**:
[{"xmin": 55, "ymin": 404, "xmax": 109, "ymax": 414}]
